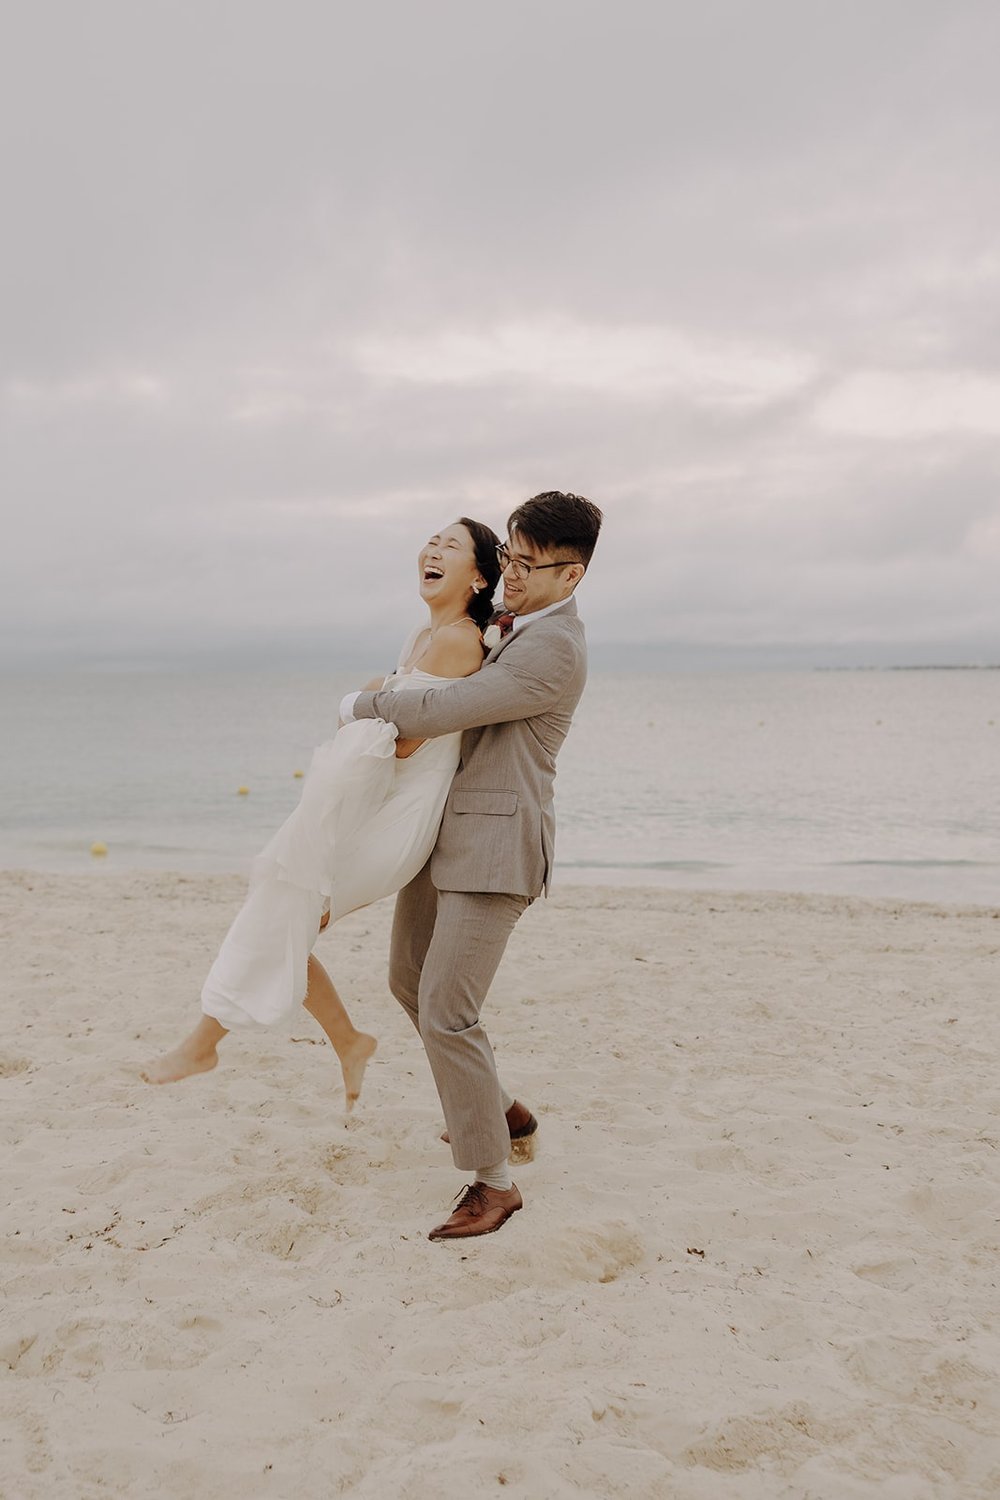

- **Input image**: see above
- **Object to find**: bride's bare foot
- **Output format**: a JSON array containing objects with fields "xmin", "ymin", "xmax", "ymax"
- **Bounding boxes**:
[
  {"xmin": 140, "ymin": 1040, "xmax": 220, "ymax": 1084},
  {"xmin": 140, "ymin": 1041, "xmax": 220, "ymax": 1084},
  {"xmin": 140, "ymin": 1018, "xmax": 227, "ymax": 1084},
  {"xmin": 339, "ymin": 1031, "xmax": 377, "ymax": 1111}
]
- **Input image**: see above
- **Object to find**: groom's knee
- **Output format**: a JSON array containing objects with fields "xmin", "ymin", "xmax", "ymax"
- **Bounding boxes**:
[
  {"xmin": 418, "ymin": 997, "xmax": 481, "ymax": 1048},
  {"xmin": 389, "ymin": 974, "xmax": 416, "ymax": 1008},
  {"xmin": 389, "ymin": 970, "xmax": 420, "ymax": 1022}
]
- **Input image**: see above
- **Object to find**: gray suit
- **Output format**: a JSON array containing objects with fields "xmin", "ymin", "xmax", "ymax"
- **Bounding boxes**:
[{"xmin": 352, "ymin": 597, "xmax": 587, "ymax": 1167}]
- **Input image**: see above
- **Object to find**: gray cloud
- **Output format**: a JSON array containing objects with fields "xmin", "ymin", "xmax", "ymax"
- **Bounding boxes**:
[{"xmin": 2, "ymin": 0, "xmax": 999, "ymax": 665}]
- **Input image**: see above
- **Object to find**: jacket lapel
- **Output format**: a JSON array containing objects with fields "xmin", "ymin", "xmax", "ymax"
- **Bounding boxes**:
[{"xmin": 484, "ymin": 597, "xmax": 578, "ymax": 663}]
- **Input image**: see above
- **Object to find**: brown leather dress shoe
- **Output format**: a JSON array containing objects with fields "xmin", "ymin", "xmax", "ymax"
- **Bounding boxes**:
[
  {"xmin": 440, "ymin": 1100, "xmax": 539, "ymax": 1156},
  {"xmin": 505, "ymin": 1100, "xmax": 538, "ymax": 1163},
  {"xmin": 428, "ymin": 1182, "xmax": 523, "ymax": 1240}
]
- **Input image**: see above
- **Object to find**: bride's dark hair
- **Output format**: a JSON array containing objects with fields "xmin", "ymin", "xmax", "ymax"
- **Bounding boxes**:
[{"xmin": 457, "ymin": 516, "xmax": 502, "ymax": 630}]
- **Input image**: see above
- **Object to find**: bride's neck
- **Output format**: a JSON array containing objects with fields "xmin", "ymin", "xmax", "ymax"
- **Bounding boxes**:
[{"xmin": 427, "ymin": 602, "xmax": 471, "ymax": 632}]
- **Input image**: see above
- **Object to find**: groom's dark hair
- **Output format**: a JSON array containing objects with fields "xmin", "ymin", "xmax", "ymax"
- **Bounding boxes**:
[{"xmin": 507, "ymin": 491, "xmax": 603, "ymax": 567}]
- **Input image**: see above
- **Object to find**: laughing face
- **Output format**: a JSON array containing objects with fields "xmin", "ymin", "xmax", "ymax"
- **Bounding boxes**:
[
  {"xmin": 418, "ymin": 522, "xmax": 487, "ymax": 612},
  {"xmin": 499, "ymin": 529, "xmax": 584, "ymax": 616}
]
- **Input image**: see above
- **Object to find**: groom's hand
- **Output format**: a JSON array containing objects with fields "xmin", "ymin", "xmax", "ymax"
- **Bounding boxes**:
[{"xmin": 339, "ymin": 675, "xmax": 388, "ymax": 729}]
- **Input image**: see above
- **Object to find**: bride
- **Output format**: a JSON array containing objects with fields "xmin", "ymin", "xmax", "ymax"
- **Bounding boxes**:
[{"xmin": 141, "ymin": 517, "xmax": 502, "ymax": 1104}]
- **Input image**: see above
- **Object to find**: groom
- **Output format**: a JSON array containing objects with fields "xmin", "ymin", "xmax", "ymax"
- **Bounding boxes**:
[{"xmin": 343, "ymin": 491, "xmax": 602, "ymax": 1239}]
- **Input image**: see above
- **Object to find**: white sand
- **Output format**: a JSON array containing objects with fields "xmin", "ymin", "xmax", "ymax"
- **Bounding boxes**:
[{"xmin": 2, "ymin": 870, "xmax": 999, "ymax": 1498}]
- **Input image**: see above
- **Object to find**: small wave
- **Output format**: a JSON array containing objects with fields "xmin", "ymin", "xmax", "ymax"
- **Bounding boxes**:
[
  {"xmin": 556, "ymin": 858, "xmax": 730, "ymax": 872},
  {"xmin": 831, "ymin": 859, "xmax": 997, "ymax": 870}
]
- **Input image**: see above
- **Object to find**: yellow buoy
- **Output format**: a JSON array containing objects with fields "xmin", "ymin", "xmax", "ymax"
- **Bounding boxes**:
[
  {"xmin": 90, "ymin": 841, "xmax": 108, "ymax": 857},
  {"xmin": 293, "ymin": 769, "xmax": 304, "ymax": 779},
  {"xmin": 237, "ymin": 786, "xmax": 250, "ymax": 796}
]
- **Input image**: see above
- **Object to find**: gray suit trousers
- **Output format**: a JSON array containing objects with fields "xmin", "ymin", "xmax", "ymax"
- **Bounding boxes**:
[{"xmin": 389, "ymin": 860, "xmax": 529, "ymax": 1171}]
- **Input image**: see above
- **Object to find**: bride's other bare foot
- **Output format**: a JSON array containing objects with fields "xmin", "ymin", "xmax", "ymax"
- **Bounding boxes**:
[
  {"xmin": 140, "ymin": 1043, "xmax": 219, "ymax": 1084},
  {"xmin": 339, "ymin": 1031, "xmax": 377, "ymax": 1111},
  {"xmin": 140, "ymin": 1016, "xmax": 227, "ymax": 1085}
]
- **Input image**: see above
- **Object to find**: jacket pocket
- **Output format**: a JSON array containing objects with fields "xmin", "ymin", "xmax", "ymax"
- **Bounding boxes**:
[{"xmin": 451, "ymin": 790, "xmax": 518, "ymax": 816}]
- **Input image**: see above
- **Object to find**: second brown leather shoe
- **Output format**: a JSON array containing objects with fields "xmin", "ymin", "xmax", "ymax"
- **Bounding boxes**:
[
  {"xmin": 505, "ymin": 1100, "xmax": 538, "ymax": 1163},
  {"xmin": 440, "ymin": 1100, "xmax": 538, "ymax": 1152},
  {"xmin": 428, "ymin": 1182, "xmax": 523, "ymax": 1240}
]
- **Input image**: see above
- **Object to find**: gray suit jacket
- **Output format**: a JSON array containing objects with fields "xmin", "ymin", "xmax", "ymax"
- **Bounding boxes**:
[{"xmin": 352, "ymin": 598, "xmax": 587, "ymax": 897}]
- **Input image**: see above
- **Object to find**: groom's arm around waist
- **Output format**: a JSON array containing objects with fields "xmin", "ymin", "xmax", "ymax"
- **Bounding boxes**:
[{"xmin": 353, "ymin": 628, "xmax": 584, "ymax": 738}]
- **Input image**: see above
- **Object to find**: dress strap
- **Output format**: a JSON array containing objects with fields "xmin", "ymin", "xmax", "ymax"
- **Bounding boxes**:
[{"xmin": 395, "ymin": 622, "xmax": 429, "ymax": 674}]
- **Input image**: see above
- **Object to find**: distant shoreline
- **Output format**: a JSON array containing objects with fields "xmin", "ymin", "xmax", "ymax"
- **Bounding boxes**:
[
  {"xmin": 2, "ymin": 653, "xmax": 998, "ymax": 676},
  {"xmin": 817, "ymin": 663, "xmax": 1000, "ymax": 672}
]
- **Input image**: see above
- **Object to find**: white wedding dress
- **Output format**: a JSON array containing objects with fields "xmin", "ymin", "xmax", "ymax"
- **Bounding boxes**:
[{"xmin": 201, "ymin": 633, "xmax": 462, "ymax": 1029}]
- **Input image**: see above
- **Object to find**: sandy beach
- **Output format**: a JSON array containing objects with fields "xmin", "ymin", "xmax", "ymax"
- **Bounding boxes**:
[{"xmin": 2, "ymin": 870, "xmax": 999, "ymax": 1498}]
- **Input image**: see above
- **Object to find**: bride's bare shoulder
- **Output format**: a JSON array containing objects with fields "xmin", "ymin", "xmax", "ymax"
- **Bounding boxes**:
[{"xmin": 417, "ymin": 620, "xmax": 485, "ymax": 678}]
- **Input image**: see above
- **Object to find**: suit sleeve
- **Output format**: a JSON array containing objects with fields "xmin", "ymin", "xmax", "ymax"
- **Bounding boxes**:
[{"xmin": 352, "ymin": 628, "xmax": 580, "ymax": 737}]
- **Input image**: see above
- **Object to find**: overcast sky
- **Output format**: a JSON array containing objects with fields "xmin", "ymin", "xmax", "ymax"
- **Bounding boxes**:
[{"xmin": 2, "ymin": 0, "xmax": 999, "ymax": 666}]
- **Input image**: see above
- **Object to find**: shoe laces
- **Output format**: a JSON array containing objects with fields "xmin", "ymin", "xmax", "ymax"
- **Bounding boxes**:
[{"xmin": 452, "ymin": 1182, "xmax": 491, "ymax": 1217}]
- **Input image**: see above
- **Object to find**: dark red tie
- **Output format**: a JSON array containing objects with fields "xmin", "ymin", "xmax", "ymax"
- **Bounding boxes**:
[{"xmin": 495, "ymin": 612, "xmax": 516, "ymax": 638}]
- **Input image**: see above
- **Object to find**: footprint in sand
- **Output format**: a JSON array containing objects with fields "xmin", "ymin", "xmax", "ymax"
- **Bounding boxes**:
[
  {"xmin": 523, "ymin": 1221, "xmax": 646, "ymax": 1286},
  {"xmin": 378, "ymin": 1379, "xmax": 467, "ymax": 1443},
  {"xmin": 682, "ymin": 1402, "xmax": 851, "ymax": 1474},
  {"xmin": 0, "ymin": 1055, "xmax": 32, "ymax": 1078},
  {"xmin": 852, "ymin": 1256, "xmax": 918, "ymax": 1291}
]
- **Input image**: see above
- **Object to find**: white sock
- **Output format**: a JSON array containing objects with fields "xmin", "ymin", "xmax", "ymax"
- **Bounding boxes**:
[{"xmin": 475, "ymin": 1159, "xmax": 512, "ymax": 1192}]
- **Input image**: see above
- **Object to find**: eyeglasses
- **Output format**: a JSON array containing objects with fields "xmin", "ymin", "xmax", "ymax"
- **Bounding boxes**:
[{"xmin": 495, "ymin": 544, "xmax": 578, "ymax": 580}]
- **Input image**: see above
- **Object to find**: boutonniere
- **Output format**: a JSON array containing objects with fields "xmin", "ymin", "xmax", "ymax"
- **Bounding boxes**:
[{"xmin": 483, "ymin": 612, "xmax": 516, "ymax": 650}]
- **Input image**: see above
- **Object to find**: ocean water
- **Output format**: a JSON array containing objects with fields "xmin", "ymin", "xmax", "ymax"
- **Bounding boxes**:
[{"xmin": 1, "ymin": 666, "xmax": 998, "ymax": 904}]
